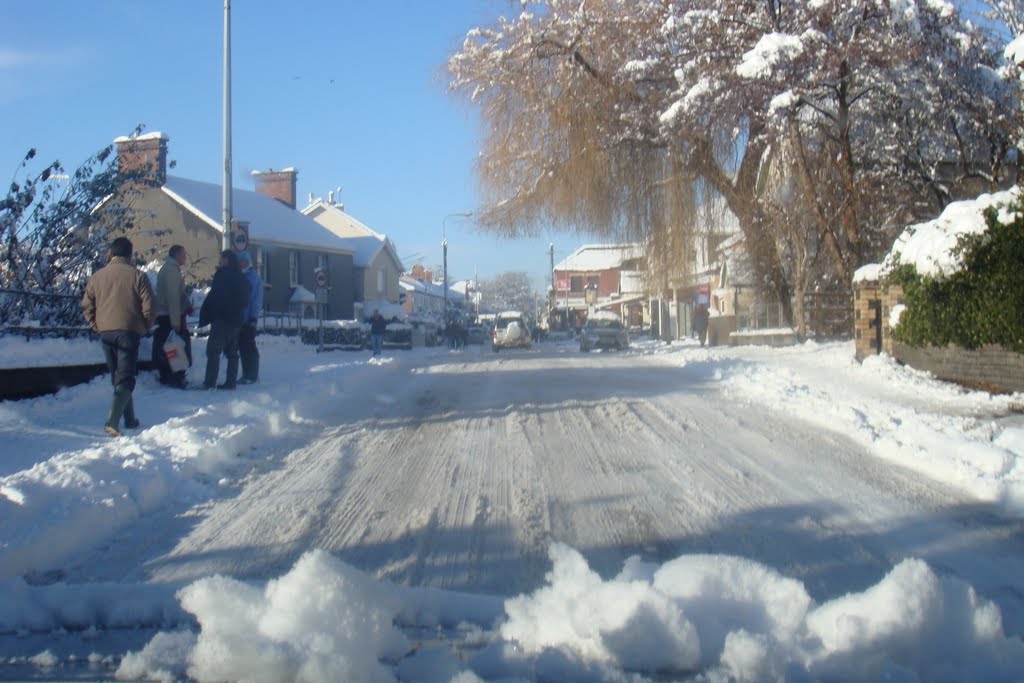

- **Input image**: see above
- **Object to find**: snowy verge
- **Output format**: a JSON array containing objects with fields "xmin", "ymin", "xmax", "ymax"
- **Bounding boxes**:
[
  {"xmin": 703, "ymin": 341, "xmax": 1024, "ymax": 513},
  {"xmin": 0, "ymin": 336, "xmax": 389, "ymax": 581}
]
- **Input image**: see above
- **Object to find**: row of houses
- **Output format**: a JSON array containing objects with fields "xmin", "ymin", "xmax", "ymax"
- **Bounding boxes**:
[
  {"xmin": 108, "ymin": 132, "xmax": 753, "ymax": 341},
  {"xmin": 549, "ymin": 230, "xmax": 755, "ymax": 345},
  {"xmin": 107, "ymin": 132, "xmax": 445, "ymax": 324}
]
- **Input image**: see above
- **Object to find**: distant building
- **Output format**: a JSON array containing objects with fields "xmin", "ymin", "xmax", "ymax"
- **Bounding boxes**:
[
  {"xmin": 103, "ymin": 133, "xmax": 357, "ymax": 320},
  {"xmin": 302, "ymin": 197, "xmax": 404, "ymax": 319},
  {"xmin": 552, "ymin": 244, "xmax": 647, "ymax": 330},
  {"xmin": 400, "ymin": 265, "xmax": 464, "ymax": 319}
]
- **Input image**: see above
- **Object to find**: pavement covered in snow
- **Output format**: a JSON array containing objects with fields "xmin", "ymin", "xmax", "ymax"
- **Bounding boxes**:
[{"xmin": 1, "ymin": 335, "xmax": 1023, "ymax": 682}]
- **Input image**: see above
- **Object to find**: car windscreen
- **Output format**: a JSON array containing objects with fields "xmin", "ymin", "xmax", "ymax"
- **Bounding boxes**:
[{"xmin": 587, "ymin": 319, "xmax": 622, "ymax": 330}]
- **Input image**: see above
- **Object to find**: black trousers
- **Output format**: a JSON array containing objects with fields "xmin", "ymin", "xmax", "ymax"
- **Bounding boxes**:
[
  {"xmin": 238, "ymin": 321, "xmax": 259, "ymax": 381},
  {"xmin": 204, "ymin": 320, "xmax": 241, "ymax": 388},
  {"xmin": 101, "ymin": 330, "xmax": 140, "ymax": 392}
]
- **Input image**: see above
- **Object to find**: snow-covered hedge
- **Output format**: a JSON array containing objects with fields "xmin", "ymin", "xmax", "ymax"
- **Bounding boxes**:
[{"xmin": 885, "ymin": 190, "xmax": 1024, "ymax": 351}]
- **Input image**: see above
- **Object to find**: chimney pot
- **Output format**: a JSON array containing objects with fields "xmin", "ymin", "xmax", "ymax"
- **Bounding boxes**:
[
  {"xmin": 253, "ymin": 168, "xmax": 298, "ymax": 209},
  {"xmin": 114, "ymin": 132, "xmax": 169, "ymax": 185}
]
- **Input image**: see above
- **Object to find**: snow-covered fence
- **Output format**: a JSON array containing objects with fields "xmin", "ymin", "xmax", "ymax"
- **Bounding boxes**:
[{"xmin": 0, "ymin": 288, "xmax": 91, "ymax": 340}]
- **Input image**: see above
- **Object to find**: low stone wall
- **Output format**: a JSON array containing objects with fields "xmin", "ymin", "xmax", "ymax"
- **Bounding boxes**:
[
  {"xmin": 729, "ymin": 329, "xmax": 797, "ymax": 347},
  {"xmin": 893, "ymin": 342, "xmax": 1024, "ymax": 393},
  {"xmin": 1, "ymin": 360, "xmax": 157, "ymax": 401}
]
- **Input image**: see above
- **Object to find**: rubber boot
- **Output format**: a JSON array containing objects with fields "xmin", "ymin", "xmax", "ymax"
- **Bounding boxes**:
[
  {"xmin": 123, "ymin": 395, "xmax": 140, "ymax": 429},
  {"xmin": 105, "ymin": 387, "xmax": 131, "ymax": 436}
]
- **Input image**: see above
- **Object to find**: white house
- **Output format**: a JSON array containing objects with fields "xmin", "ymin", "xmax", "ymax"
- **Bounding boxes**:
[{"xmin": 302, "ymin": 198, "xmax": 404, "ymax": 318}]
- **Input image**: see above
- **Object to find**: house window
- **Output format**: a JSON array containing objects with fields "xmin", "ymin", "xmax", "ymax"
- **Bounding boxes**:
[
  {"xmin": 570, "ymin": 275, "xmax": 584, "ymax": 293},
  {"xmin": 587, "ymin": 275, "xmax": 600, "ymax": 290},
  {"xmin": 377, "ymin": 269, "xmax": 385, "ymax": 295},
  {"xmin": 256, "ymin": 247, "xmax": 268, "ymax": 283},
  {"xmin": 289, "ymin": 251, "xmax": 300, "ymax": 287},
  {"xmin": 317, "ymin": 253, "xmax": 328, "ymax": 273}
]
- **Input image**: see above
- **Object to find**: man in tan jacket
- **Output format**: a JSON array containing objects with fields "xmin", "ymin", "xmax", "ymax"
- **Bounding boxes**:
[
  {"xmin": 82, "ymin": 237, "xmax": 156, "ymax": 436},
  {"xmin": 153, "ymin": 244, "xmax": 191, "ymax": 387}
]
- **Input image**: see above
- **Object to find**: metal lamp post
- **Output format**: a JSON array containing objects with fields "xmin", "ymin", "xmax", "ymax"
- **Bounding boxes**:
[
  {"xmin": 442, "ymin": 212, "xmax": 472, "ymax": 317},
  {"xmin": 221, "ymin": 0, "xmax": 233, "ymax": 250}
]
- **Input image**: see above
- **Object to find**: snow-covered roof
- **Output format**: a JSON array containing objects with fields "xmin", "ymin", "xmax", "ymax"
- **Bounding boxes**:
[
  {"xmin": 555, "ymin": 244, "xmax": 645, "ymax": 272},
  {"xmin": 881, "ymin": 186, "xmax": 1020, "ymax": 279},
  {"xmin": 302, "ymin": 199, "xmax": 404, "ymax": 270},
  {"xmin": 162, "ymin": 176, "xmax": 356, "ymax": 255},
  {"xmin": 399, "ymin": 275, "xmax": 464, "ymax": 300}
]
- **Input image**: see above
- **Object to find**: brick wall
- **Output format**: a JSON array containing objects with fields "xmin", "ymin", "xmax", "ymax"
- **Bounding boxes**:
[
  {"xmin": 854, "ymin": 279, "xmax": 904, "ymax": 360},
  {"xmin": 893, "ymin": 342, "xmax": 1024, "ymax": 393}
]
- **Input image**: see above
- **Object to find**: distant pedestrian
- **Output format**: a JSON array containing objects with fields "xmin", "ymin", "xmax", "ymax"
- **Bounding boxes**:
[
  {"xmin": 369, "ymin": 309, "xmax": 387, "ymax": 356},
  {"xmin": 199, "ymin": 250, "xmax": 250, "ymax": 389},
  {"xmin": 153, "ymin": 244, "xmax": 192, "ymax": 388},
  {"xmin": 81, "ymin": 237, "xmax": 156, "ymax": 436},
  {"xmin": 236, "ymin": 251, "xmax": 263, "ymax": 384},
  {"xmin": 692, "ymin": 302, "xmax": 710, "ymax": 347}
]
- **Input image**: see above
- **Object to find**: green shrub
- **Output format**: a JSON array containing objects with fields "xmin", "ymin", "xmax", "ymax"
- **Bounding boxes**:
[{"xmin": 887, "ymin": 196, "xmax": 1024, "ymax": 352}]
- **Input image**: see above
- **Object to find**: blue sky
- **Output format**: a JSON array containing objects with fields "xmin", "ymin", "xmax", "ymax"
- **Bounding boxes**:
[{"xmin": 0, "ymin": 1, "xmax": 584, "ymax": 291}]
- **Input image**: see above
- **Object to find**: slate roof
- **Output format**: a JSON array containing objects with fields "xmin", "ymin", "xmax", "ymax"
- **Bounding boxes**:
[{"xmin": 162, "ymin": 176, "xmax": 355, "ymax": 254}]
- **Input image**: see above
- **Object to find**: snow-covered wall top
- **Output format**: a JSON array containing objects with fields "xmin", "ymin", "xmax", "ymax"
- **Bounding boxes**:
[{"xmin": 876, "ymin": 186, "xmax": 1021, "ymax": 279}]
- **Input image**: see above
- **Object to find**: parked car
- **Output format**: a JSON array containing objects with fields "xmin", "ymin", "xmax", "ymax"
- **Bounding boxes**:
[
  {"xmin": 579, "ymin": 316, "xmax": 629, "ymax": 351},
  {"xmin": 467, "ymin": 325, "xmax": 487, "ymax": 345},
  {"xmin": 492, "ymin": 312, "xmax": 532, "ymax": 351}
]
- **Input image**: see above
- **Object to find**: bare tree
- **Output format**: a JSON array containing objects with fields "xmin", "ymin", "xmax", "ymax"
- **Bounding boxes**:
[
  {"xmin": 479, "ymin": 271, "xmax": 536, "ymax": 314},
  {"xmin": 1, "ymin": 143, "xmax": 141, "ymax": 328}
]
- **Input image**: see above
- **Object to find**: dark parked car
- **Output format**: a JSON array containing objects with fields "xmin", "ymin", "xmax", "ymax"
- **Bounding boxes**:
[{"xmin": 467, "ymin": 325, "xmax": 487, "ymax": 344}]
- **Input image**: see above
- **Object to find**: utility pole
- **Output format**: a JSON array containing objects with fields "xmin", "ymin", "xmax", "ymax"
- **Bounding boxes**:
[
  {"xmin": 221, "ymin": 0, "xmax": 233, "ymax": 250},
  {"xmin": 442, "ymin": 212, "xmax": 472, "ymax": 318}
]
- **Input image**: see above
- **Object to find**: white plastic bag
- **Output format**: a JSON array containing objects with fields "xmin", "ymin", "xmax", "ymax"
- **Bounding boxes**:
[{"xmin": 164, "ymin": 331, "xmax": 189, "ymax": 372}]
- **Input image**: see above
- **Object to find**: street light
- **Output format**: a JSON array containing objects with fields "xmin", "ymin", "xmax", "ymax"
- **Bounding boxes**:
[{"xmin": 442, "ymin": 212, "xmax": 472, "ymax": 317}]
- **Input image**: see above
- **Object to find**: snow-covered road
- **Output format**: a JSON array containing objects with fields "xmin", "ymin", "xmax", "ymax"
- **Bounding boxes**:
[
  {"xmin": 3, "ymin": 338, "xmax": 1024, "ymax": 681},
  {"xmin": 136, "ymin": 346, "xmax": 1019, "ymax": 610}
]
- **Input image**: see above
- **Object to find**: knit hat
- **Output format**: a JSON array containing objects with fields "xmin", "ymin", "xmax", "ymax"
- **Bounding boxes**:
[{"xmin": 237, "ymin": 251, "xmax": 252, "ymax": 264}]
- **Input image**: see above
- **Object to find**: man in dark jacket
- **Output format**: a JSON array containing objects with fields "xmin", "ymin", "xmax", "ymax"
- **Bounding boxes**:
[
  {"xmin": 199, "ymin": 250, "xmax": 250, "ymax": 389},
  {"xmin": 82, "ymin": 237, "xmax": 156, "ymax": 436},
  {"xmin": 369, "ymin": 309, "xmax": 387, "ymax": 357}
]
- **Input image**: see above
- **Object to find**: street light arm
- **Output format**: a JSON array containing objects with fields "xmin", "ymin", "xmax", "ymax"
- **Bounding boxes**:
[{"xmin": 442, "ymin": 211, "xmax": 473, "ymax": 241}]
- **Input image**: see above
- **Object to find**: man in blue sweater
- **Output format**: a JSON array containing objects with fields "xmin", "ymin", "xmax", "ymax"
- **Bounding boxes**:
[{"xmin": 236, "ymin": 251, "xmax": 263, "ymax": 384}]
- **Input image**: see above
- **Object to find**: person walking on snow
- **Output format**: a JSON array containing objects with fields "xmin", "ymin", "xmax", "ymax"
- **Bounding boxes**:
[
  {"xmin": 692, "ymin": 302, "xmax": 710, "ymax": 347},
  {"xmin": 236, "ymin": 251, "xmax": 263, "ymax": 384},
  {"xmin": 199, "ymin": 250, "xmax": 250, "ymax": 389},
  {"xmin": 153, "ymin": 244, "xmax": 192, "ymax": 388},
  {"xmin": 81, "ymin": 237, "xmax": 156, "ymax": 436},
  {"xmin": 369, "ymin": 309, "xmax": 387, "ymax": 357}
]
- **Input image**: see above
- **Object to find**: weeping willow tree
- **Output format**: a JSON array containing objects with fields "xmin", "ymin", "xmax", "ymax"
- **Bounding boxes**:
[
  {"xmin": 449, "ymin": 0, "xmax": 1007, "ymax": 328},
  {"xmin": 449, "ymin": 0, "xmax": 792, "ymax": 319}
]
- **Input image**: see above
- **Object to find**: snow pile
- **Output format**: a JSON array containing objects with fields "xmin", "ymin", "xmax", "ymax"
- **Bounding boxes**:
[
  {"xmin": 0, "ymin": 336, "xmax": 377, "ymax": 581},
  {"xmin": 118, "ymin": 550, "xmax": 408, "ymax": 683},
  {"xmin": 118, "ymin": 543, "xmax": 1024, "ymax": 682},
  {"xmin": 882, "ymin": 187, "xmax": 1020, "ymax": 278}
]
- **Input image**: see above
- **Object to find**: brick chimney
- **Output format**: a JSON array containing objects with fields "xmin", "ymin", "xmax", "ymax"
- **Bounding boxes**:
[
  {"xmin": 114, "ymin": 132, "xmax": 169, "ymax": 185},
  {"xmin": 252, "ymin": 168, "xmax": 298, "ymax": 209}
]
